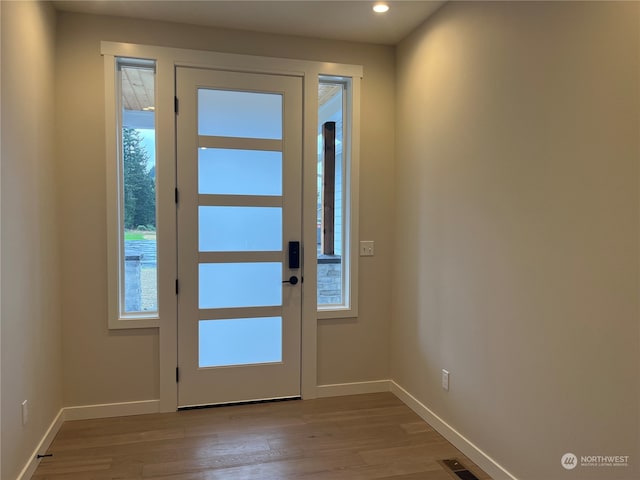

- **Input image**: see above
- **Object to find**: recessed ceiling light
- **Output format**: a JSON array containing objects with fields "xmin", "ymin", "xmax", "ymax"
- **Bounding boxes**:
[{"xmin": 373, "ymin": 3, "xmax": 390, "ymax": 14}]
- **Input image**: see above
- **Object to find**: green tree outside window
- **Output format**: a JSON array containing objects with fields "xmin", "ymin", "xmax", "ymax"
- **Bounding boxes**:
[{"xmin": 123, "ymin": 127, "xmax": 156, "ymax": 229}]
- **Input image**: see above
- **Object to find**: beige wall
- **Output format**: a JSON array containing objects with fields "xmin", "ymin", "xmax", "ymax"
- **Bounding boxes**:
[
  {"xmin": 56, "ymin": 12, "xmax": 394, "ymax": 406},
  {"xmin": 393, "ymin": 2, "xmax": 639, "ymax": 479},
  {"xmin": 11, "ymin": 3, "xmax": 636, "ymax": 478},
  {"xmin": 1, "ymin": 1, "xmax": 63, "ymax": 478}
]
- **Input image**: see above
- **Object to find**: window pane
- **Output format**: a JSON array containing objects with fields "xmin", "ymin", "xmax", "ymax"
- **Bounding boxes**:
[
  {"xmin": 198, "ymin": 89, "xmax": 282, "ymax": 139},
  {"xmin": 199, "ymin": 317, "xmax": 282, "ymax": 367},
  {"xmin": 120, "ymin": 60, "xmax": 157, "ymax": 314},
  {"xmin": 199, "ymin": 262, "xmax": 282, "ymax": 309},
  {"xmin": 198, "ymin": 148, "xmax": 282, "ymax": 196},
  {"xmin": 199, "ymin": 206, "xmax": 282, "ymax": 252},
  {"xmin": 317, "ymin": 81, "xmax": 345, "ymax": 306}
]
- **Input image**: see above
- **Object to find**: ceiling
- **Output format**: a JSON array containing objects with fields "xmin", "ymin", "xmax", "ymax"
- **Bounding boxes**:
[{"xmin": 52, "ymin": 0, "xmax": 446, "ymax": 45}]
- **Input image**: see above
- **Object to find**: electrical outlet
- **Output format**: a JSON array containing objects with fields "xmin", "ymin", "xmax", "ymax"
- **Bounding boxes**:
[
  {"xmin": 359, "ymin": 240, "xmax": 374, "ymax": 256},
  {"xmin": 442, "ymin": 370, "xmax": 450, "ymax": 391},
  {"xmin": 21, "ymin": 400, "xmax": 28, "ymax": 425}
]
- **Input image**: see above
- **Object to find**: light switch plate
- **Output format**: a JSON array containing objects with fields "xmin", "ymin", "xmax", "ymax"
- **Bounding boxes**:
[{"xmin": 360, "ymin": 240, "xmax": 374, "ymax": 256}]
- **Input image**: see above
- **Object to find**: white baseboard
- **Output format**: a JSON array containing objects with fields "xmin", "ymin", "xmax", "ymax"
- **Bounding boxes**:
[
  {"xmin": 316, "ymin": 379, "xmax": 391, "ymax": 398},
  {"xmin": 19, "ymin": 400, "xmax": 161, "ymax": 480},
  {"xmin": 17, "ymin": 408, "xmax": 65, "ymax": 480},
  {"xmin": 390, "ymin": 381, "xmax": 518, "ymax": 480},
  {"xmin": 64, "ymin": 399, "xmax": 160, "ymax": 421}
]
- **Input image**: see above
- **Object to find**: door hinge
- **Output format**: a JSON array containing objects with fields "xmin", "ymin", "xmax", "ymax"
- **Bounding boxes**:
[
  {"xmin": 175, "ymin": 279, "xmax": 179, "ymax": 295},
  {"xmin": 176, "ymin": 367, "xmax": 180, "ymax": 383},
  {"xmin": 174, "ymin": 96, "xmax": 179, "ymax": 114},
  {"xmin": 175, "ymin": 187, "xmax": 179, "ymax": 204}
]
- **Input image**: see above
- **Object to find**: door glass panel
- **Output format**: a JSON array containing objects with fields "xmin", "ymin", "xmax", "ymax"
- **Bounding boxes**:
[
  {"xmin": 199, "ymin": 148, "xmax": 282, "ymax": 196},
  {"xmin": 199, "ymin": 262, "xmax": 282, "ymax": 309},
  {"xmin": 199, "ymin": 317, "xmax": 282, "ymax": 367},
  {"xmin": 198, "ymin": 89, "xmax": 282, "ymax": 139},
  {"xmin": 199, "ymin": 206, "xmax": 282, "ymax": 252}
]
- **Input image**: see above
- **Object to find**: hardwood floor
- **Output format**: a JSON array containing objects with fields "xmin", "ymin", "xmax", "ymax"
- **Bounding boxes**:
[{"xmin": 32, "ymin": 393, "xmax": 492, "ymax": 480}]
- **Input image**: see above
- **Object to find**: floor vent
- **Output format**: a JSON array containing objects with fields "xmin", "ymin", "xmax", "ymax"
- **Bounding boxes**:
[{"xmin": 439, "ymin": 458, "xmax": 481, "ymax": 480}]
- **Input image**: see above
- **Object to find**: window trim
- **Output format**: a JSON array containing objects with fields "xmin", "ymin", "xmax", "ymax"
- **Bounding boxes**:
[{"xmin": 104, "ymin": 54, "xmax": 161, "ymax": 329}]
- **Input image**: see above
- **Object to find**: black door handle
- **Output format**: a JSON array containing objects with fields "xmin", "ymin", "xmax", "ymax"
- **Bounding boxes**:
[{"xmin": 282, "ymin": 276, "xmax": 299, "ymax": 285}]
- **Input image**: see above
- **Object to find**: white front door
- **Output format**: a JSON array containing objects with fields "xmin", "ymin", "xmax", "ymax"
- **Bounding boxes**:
[{"xmin": 176, "ymin": 67, "xmax": 302, "ymax": 407}]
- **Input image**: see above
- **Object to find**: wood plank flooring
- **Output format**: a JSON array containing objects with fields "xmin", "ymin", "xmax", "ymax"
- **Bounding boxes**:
[{"xmin": 32, "ymin": 393, "xmax": 492, "ymax": 480}]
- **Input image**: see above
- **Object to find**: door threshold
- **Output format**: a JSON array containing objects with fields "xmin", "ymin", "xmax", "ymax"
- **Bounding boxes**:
[{"xmin": 178, "ymin": 395, "xmax": 301, "ymax": 411}]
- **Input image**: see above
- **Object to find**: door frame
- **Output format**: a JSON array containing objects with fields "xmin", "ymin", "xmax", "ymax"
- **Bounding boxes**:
[{"xmin": 101, "ymin": 41, "xmax": 363, "ymax": 412}]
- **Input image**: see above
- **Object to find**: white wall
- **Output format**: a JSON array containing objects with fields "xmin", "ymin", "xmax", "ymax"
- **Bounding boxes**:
[
  {"xmin": 1, "ymin": 1, "xmax": 63, "ymax": 478},
  {"xmin": 393, "ymin": 2, "xmax": 639, "ymax": 479}
]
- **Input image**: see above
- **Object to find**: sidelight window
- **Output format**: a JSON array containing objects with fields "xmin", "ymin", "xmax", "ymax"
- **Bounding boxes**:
[
  {"xmin": 107, "ymin": 57, "xmax": 159, "ymax": 327},
  {"xmin": 317, "ymin": 77, "xmax": 357, "ymax": 315}
]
